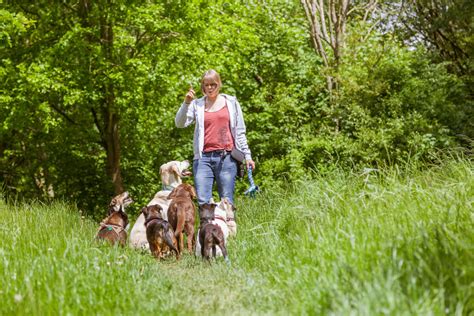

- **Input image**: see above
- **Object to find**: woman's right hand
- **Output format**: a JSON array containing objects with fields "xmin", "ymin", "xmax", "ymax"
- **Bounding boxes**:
[{"xmin": 184, "ymin": 87, "xmax": 195, "ymax": 104}]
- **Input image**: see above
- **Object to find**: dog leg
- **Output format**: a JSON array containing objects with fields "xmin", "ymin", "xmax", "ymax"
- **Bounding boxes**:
[
  {"xmin": 149, "ymin": 244, "xmax": 159, "ymax": 260},
  {"xmin": 218, "ymin": 243, "xmax": 230, "ymax": 265},
  {"xmin": 179, "ymin": 233, "xmax": 184, "ymax": 255},
  {"xmin": 187, "ymin": 228, "xmax": 195, "ymax": 253},
  {"xmin": 202, "ymin": 245, "xmax": 210, "ymax": 261}
]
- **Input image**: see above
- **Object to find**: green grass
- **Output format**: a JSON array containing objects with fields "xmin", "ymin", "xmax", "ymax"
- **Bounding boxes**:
[{"xmin": 1, "ymin": 159, "xmax": 473, "ymax": 315}]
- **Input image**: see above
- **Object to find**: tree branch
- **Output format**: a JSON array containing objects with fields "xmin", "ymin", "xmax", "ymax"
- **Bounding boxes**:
[{"xmin": 49, "ymin": 103, "xmax": 77, "ymax": 125}]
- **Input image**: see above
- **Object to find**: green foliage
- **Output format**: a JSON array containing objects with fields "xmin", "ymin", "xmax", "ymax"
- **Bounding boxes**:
[
  {"xmin": 333, "ymin": 30, "xmax": 465, "ymax": 165},
  {"xmin": 0, "ymin": 1, "xmax": 472, "ymax": 214}
]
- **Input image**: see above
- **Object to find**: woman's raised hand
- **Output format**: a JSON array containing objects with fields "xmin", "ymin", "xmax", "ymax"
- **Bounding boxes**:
[{"xmin": 184, "ymin": 85, "xmax": 195, "ymax": 104}]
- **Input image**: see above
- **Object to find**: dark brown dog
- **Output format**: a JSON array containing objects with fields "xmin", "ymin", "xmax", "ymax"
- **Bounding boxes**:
[
  {"xmin": 96, "ymin": 210, "xmax": 129, "ymax": 246},
  {"xmin": 198, "ymin": 203, "xmax": 229, "ymax": 262},
  {"xmin": 142, "ymin": 204, "xmax": 179, "ymax": 260},
  {"xmin": 167, "ymin": 183, "xmax": 197, "ymax": 255}
]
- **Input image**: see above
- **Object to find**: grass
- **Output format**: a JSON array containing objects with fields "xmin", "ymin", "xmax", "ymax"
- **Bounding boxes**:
[{"xmin": 1, "ymin": 158, "xmax": 473, "ymax": 315}]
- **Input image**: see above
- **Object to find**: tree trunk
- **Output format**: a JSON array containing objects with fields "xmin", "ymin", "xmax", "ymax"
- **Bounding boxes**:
[{"xmin": 99, "ymin": 1, "xmax": 124, "ymax": 194}]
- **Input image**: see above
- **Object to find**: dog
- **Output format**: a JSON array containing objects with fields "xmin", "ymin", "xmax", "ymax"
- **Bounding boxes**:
[
  {"xmin": 195, "ymin": 199, "xmax": 232, "ymax": 256},
  {"xmin": 219, "ymin": 198, "xmax": 237, "ymax": 237},
  {"xmin": 96, "ymin": 191, "xmax": 133, "ymax": 246},
  {"xmin": 142, "ymin": 204, "xmax": 179, "ymax": 260},
  {"xmin": 129, "ymin": 160, "xmax": 191, "ymax": 250},
  {"xmin": 96, "ymin": 210, "xmax": 129, "ymax": 246},
  {"xmin": 167, "ymin": 183, "xmax": 197, "ymax": 255},
  {"xmin": 198, "ymin": 203, "xmax": 229, "ymax": 262}
]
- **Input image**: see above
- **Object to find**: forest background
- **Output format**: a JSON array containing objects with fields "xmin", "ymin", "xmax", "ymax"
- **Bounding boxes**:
[{"xmin": 1, "ymin": 0, "xmax": 472, "ymax": 217}]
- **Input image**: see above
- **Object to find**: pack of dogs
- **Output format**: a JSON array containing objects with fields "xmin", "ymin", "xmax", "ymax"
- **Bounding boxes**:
[{"xmin": 95, "ymin": 160, "xmax": 237, "ymax": 264}]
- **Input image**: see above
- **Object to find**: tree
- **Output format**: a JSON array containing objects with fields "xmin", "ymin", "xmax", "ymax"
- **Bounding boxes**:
[
  {"xmin": 393, "ymin": 0, "xmax": 473, "ymax": 76},
  {"xmin": 300, "ymin": 0, "xmax": 379, "ymax": 131}
]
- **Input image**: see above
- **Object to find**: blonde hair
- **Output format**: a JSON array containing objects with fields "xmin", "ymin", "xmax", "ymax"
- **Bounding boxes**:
[{"xmin": 200, "ymin": 69, "xmax": 222, "ymax": 93}]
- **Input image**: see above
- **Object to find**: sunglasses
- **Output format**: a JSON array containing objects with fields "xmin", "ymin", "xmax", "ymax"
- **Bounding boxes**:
[{"xmin": 203, "ymin": 83, "xmax": 218, "ymax": 89}]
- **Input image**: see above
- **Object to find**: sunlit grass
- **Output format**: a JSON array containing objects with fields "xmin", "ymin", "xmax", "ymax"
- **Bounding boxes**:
[{"xmin": 1, "ymin": 158, "xmax": 472, "ymax": 315}]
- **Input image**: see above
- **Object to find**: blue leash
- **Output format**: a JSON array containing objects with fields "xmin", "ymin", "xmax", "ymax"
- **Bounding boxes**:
[{"xmin": 244, "ymin": 166, "xmax": 259, "ymax": 197}]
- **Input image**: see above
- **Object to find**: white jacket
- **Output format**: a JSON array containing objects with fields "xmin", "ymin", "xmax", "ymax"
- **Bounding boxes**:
[{"xmin": 175, "ymin": 94, "xmax": 252, "ymax": 161}]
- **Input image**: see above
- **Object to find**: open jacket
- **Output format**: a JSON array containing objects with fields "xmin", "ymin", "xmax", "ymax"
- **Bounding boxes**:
[{"xmin": 175, "ymin": 94, "xmax": 252, "ymax": 161}]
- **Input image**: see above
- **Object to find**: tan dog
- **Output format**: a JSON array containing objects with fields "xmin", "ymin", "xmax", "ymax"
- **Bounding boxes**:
[
  {"xmin": 167, "ymin": 183, "xmax": 197, "ymax": 255},
  {"xmin": 129, "ymin": 160, "xmax": 190, "ymax": 250},
  {"xmin": 219, "ymin": 198, "xmax": 237, "ymax": 237},
  {"xmin": 96, "ymin": 210, "xmax": 129, "ymax": 246},
  {"xmin": 142, "ymin": 204, "xmax": 179, "ymax": 260},
  {"xmin": 159, "ymin": 160, "xmax": 192, "ymax": 191},
  {"xmin": 198, "ymin": 203, "xmax": 229, "ymax": 262}
]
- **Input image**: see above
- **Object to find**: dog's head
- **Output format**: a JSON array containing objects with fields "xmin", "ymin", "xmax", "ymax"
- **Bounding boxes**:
[
  {"xmin": 141, "ymin": 204, "xmax": 163, "ymax": 221},
  {"xmin": 108, "ymin": 191, "xmax": 133, "ymax": 214},
  {"xmin": 159, "ymin": 160, "xmax": 192, "ymax": 189},
  {"xmin": 199, "ymin": 203, "xmax": 217, "ymax": 223},
  {"xmin": 167, "ymin": 183, "xmax": 197, "ymax": 200}
]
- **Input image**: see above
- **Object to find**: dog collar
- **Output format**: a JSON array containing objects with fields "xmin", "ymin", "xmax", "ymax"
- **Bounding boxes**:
[
  {"xmin": 144, "ymin": 217, "xmax": 162, "ymax": 227},
  {"xmin": 99, "ymin": 223, "xmax": 124, "ymax": 235},
  {"xmin": 214, "ymin": 215, "xmax": 227, "ymax": 223},
  {"xmin": 162, "ymin": 185, "xmax": 175, "ymax": 191}
]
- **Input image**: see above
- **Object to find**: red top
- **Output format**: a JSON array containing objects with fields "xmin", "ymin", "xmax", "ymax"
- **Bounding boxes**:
[{"xmin": 203, "ymin": 104, "xmax": 234, "ymax": 152}]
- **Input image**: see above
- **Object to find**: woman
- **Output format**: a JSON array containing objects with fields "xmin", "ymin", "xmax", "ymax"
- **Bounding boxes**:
[{"xmin": 175, "ymin": 69, "xmax": 255, "ymax": 205}]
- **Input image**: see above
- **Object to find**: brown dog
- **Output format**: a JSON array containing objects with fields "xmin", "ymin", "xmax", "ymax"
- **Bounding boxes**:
[
  {"xmin": 129, "ymin": 160, "xmax": 191, "ymax": 250},
  {"xmin": 198, "ymin": 203, "xmax": 229, "ymax": 262},
  {"xmin": 96, "ymin": 210, "xmax": 129, "ymax": 246},
  {"xmin": 96, "ymin": 191, "xmax": 133, "ymax": 246},
  {"xmin": 167, "ymin": 183, "xmax": 197, "ymax": 255},
  {"xmin": 142, "ymin": 204, "xmax": 179, "ymax": 260}
]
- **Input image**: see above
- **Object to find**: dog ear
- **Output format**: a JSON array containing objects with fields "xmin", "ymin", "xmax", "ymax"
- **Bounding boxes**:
[
  {"xmin": 171, "ymin": 164, "xmax": 180, "ymax": 176},
  {"xmin": 141, "ymin": 206, "xmax": 148, "ymax": 216},
  {"xmin": 150, "ymin": 204, "xmax": 162, "ymax": 212},
  {"xmin": 109, "ymin": 198, "xmax": 119, "ymax": 213},
  {"xmin": 120, "ymin": 211, "xmax": 129, "ymax": 226},
  {"xmin": 190, "ymin": 185, "xmax": 197, "ymax": 199},
  {"xmin": 160, "ymin": 164, "xmax": 171, "ymax": 186},
  {"xmin": 216, "ymin": 199, "xmax": 225, "ymax": 209},
  {"xmin": 107, "ymin": 205, "xmax": 115, "ymax": 215},
  {"xmin": 167, "ymin": 188, "xmax": 177, "ymax": 199}
]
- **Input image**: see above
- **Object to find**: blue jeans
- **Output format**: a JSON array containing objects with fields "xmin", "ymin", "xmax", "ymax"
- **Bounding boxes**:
[{"xmin": 193, "ymin": 151, "xmax": 238, "ymax": 205}]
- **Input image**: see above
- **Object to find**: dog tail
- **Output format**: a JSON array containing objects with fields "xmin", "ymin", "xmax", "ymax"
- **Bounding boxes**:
[
  {"xmin": 164, "ymin": 223, "xmax": 179, "ymax": 257},
  {"xmin": 174, "ymin": 207, "xmax": 185, "ymax": 238},
  {"xmin": 212, "ymin": 228, "xmax": 229, "ymax": 262}
]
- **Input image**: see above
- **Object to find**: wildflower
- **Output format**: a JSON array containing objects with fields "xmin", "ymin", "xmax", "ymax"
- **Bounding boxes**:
[{"xmin": 14, "ymin": 294, "xmax": 23, "ymax": 303}]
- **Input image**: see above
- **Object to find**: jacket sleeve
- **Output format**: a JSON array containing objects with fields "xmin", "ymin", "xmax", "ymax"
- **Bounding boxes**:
[
  {"xmin": 175, "ymin": 101, "xmax": 195, "ymax": 128},
  {"xmin": 234, "ymin": 98, "xmax": 252, "ymax": 161}
]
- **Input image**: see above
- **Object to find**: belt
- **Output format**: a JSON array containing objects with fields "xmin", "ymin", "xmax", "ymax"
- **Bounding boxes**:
[{"xmin": 202, "ymin": 150, "xmax": 231, "ymax": 156}]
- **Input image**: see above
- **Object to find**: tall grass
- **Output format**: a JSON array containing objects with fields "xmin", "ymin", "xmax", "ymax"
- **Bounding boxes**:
[{"xmin": 1, "ymin": 159, "xmax": 472, "ymax": 315}]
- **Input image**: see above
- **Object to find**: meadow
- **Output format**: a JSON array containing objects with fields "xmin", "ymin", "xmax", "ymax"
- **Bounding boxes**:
[{"xmin": 1, "ymin": 158, "xmax": 472, "ymax": 315}]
